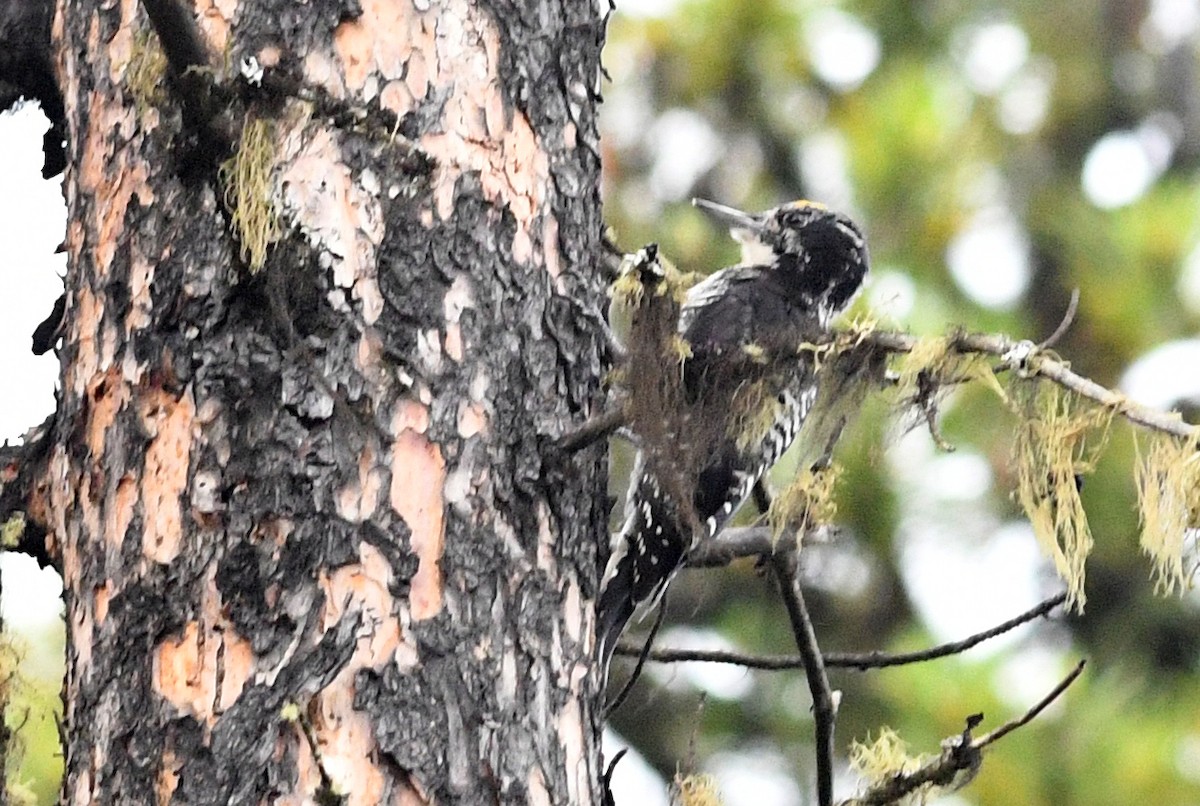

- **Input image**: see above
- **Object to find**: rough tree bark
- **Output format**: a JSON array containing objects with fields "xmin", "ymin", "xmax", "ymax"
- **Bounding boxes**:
[{"xmin": 3, "ymin": 0, "xmax": 611, "ymax": 802}]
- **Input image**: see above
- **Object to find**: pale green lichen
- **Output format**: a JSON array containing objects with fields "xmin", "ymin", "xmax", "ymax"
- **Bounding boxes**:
[
  {"xmin": 670, "ymin": 773, "xmax": 723, "ymax": 806},
  {"xmin": 219, "ymin": 116, "xmax": 282, "ymax": 272},
  {"xmin": 1136, "ymin": 433, "xmax": 1200, "ymax": 595},
  {"xmin": 1012, "ymin": 383, "xmax": 1111, "ymax": 610},
  {"xmin": 848, "ymin": 727, "xmax": 932, "ymax": 806}
]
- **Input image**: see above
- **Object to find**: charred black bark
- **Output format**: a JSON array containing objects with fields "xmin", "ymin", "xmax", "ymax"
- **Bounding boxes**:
[
  {"xmin": 46, "ymin": 0, "xmax": 610, "ymax": 803},
  {"xmin": 0, "ymin": 0, "xmax": 65, "ymax": 176}
]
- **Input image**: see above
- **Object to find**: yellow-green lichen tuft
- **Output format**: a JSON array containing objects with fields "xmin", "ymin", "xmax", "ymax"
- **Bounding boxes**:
[
  {"xmin": 768, "ymin": 464, "xmax": 840, "ymax": 539},
  {"xmin": 1012, "ymin": 383, "xmax": 1111, "ymax": 610},
  {"xmin": 1, "ymin": 514, "xmax": 24, "ymax": 549},
  {"xmin": 671, "ymin": 773, "xmax": 723, "ymax": 806},
  {"xmin": 1136, "ymin": 433, "xmax": 1200, "ymax": 595},
  {"xmin": 125, "ymin": 30, "xmax": 168, "ymax": 115},
  {"xmin": 219, "ymin": 116, "xmax": 282, "ymax": 272},
  {"xmin": 848, "ymin": 727, "xmax": 930, "ymax": 805},
  {"xmin": 897, "ymin": 335, "xmax": 1006, "ymax": 405}
]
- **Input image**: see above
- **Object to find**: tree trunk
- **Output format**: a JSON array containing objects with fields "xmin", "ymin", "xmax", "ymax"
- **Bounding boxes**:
[{"xmin": 38, "ymin": 0, "xmax": 609, "ymax": 802}]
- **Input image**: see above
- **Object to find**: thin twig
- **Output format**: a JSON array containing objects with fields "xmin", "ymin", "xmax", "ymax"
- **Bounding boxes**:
[
  {"xmin": 1037, "ymin": 288, "xmax": 1080, "ymax": 350},
  {"xmin": 842, "ymin": 661, "xmax": 1086, "ymax": 805},
  {"xmin": 772, "ymin": 549, "xmax": 836, "ymax": 806},
  {"xmin": 869, "ymin": 330, "xmax": 1198, "ymax": 439},
  {"xmin": 973, "ymin": 659, "xmax": 1086, "ymax": 750},
  {"xmin": 827, "ymin": 592, "xmax": 1067, "ymax": 670},
  {"xmin": 612, "ymin": 591, "xmax": 1068, "ymax": 670},
  {"xmin": 556, "ymin": 406, "xmax": 626, "ymax": 453}
]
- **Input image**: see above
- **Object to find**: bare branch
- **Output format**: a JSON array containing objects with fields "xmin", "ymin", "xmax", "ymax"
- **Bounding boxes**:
[
  {"xmin": 684, "ymin": 525, "xmax": 776, "ymax": 566},
  {"xmin": 772, "ymin": 549, "xmax": 836, "ymax": 806},
  {"xmin": 827, "ymin": 592, "xmax": 1067, "ymax": 670},
  {"xmin": 555, "ymin": 405, "xmax": 626, "ymax": 453},
  {"xmin": 973, "ymin": 659, "xmax": 1086, "ymax": 750},
  {"xmin": 868, "ymin": 330, "xmax": 1198, "ymax": 440},
  {"xmin": 139, "ymin": 0, "xmax": 210, "ymax": 76},
  {"xmin": 612, "ymin": 591, "xmax": 1068, "ymax": 671},
  {"xmin": 841, "ymin": 661, "xmax": 1085, "ymax": 805}
]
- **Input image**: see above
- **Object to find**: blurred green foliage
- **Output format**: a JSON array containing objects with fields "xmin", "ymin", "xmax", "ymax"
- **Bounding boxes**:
[
  {"xmin": 602, "ymin": 0, "xmax": 1200, "ymax": 803},
  {"xmin": 3, "ymin": 618, "xmax": 63, "ymax": 805}
]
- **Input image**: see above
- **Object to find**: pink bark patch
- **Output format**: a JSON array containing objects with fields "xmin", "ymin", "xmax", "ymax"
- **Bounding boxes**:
[
  {"xmin": 140, "ymin": 388, "xmax": 195, "ymax": 564},
  {"xmin": 390, "ymin": 400, "xmax": 446, "ymax": 620}
]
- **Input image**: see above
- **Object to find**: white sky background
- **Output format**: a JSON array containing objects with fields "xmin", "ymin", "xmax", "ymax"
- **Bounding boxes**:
[
  {"xmin": 0, "ymin": 106, "xmax": 64, "ymax": 442},
  {"xmin": 0, "ymin": 105, "xmax": 66, "ymax": 633}
]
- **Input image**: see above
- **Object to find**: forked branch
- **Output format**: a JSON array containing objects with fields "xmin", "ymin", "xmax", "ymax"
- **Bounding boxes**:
[{"xmin": 840, "ymin": 661, "xmax": 1086, "ymax": 805}]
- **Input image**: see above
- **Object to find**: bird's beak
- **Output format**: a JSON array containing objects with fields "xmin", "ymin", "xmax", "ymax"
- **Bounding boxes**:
[{"xmin": 691, "ymin": 198, "xmax": 765, "ymax": 235}]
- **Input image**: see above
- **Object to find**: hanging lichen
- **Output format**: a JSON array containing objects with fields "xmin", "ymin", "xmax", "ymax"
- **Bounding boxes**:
[
  {"xmin": 1136, "ymin": 433, "xmax": 1200, "ymax": 595},
  {"xmin": 793, "ymin": 335, "xmax": 885, "ymax": 470},
  {"xmin": 612, "ymin": 248, "xmax": 704, "ymax": 532},
  {"xmin": 219, "ymin": 115, "xmax": 282, "ymax": 272},
  {"xmin": 670, "ymin": 773, "xmax": 723, "ymax": 806},
  {"xmin": 848, "ymin": 727, "xmax": 931, "ymax": 806},
  {"xmin": 1012, "ymin": 383, "xmax": 1112, "ymax": 610}
]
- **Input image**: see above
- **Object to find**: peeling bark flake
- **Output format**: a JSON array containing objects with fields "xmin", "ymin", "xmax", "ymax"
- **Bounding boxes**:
[
  {"xmin": 85, "ymin": 366, "xmax": 126, "ymax": 459},
  {"xmin": 140, "ymin": 388, "xmax": 195, "ymax": 564},
  {"xmin": 442, "ymin": 274, "xmax": 474, "ymax": 364},
  {"xmin": 156, "ymin": 748, "xmax": 180, "ymax": 802},
  {"xmin": 153, "ymin": 598, "xmax": 252, "ymax": 725},
  {"xmin": 528, "ymin": 766, "xmax": 552, "ymax": 806},
  {"xmin": 558, "ymin": 699, "xmax": 587, "ymax": 805},
  {"xmin": 78, "ymin": 88, "xmax": 150, "ymax": 274},
  {"xmin": 280, "ymin": 126, "xmax": 386, "ymax": 323},
  {"xmin": 535, "ymin": 501, "xmax": 556, "ymax": 574},
  {"xmin": 93, "ymin": 582, "xmax": 111, "ymax": 625},
  {"xmin": 390, "ymin": 400, "xmax": 446, "ymax": 620},
  {"xmin": 154, "ymin": 621, "xmax": 209, "ymax": 719},
  {"xmin": 336, "ymin": 441, "xmax": 384, "ymax": 523},
  {"xmin": 71, "ymin": 286, "xmax": 104, "ymax": 397},
  {"xmin": 105, "ymin": 476, "xmax": 137, "ymax": 556},
  {"xmin": 456, "ymin": 402, "xmax": 487, "ymax": 438},
  {"xmin": 195, "ymin": 0, "xmax": 235, "ymax": 55}
]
